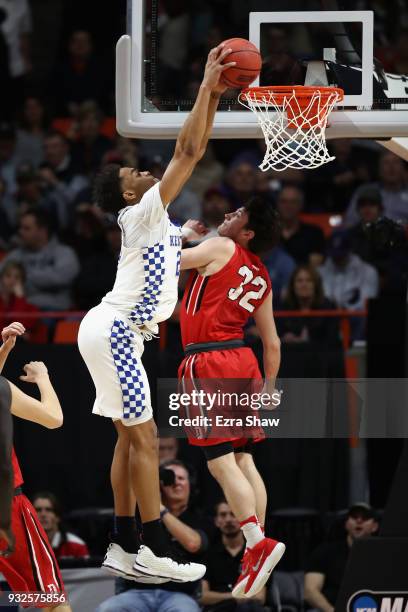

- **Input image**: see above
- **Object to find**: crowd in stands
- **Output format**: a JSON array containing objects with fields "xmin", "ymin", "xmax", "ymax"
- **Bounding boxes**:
[{"xmin": 0, "ymin": 1, "xmax": 407, "ymax": 346}]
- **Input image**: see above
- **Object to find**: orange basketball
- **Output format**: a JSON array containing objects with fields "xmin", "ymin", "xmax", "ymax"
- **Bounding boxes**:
[{"xmin": 220, "ymin": 38, "xmax": 262, "ymax": 89}]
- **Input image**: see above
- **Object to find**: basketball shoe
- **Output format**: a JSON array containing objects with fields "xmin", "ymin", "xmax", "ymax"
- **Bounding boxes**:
[
  {"xmin": 232, "ymin": 538, "xmax": 286, "ymax": 598},
  {"xmin": 102, "ymin": 543, "xmax": 169, "ymax": 583},
  {"xmin": 133, "ymin": 544, "xmax": 206, "ymax": 582}
]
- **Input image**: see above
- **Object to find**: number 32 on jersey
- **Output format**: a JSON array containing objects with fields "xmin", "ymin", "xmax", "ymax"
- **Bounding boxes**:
[{"xmin": 228, "ymin": 265, "xmax": 268, "ymax": 313}]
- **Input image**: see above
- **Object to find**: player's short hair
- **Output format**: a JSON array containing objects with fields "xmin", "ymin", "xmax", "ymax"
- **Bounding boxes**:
[
  {"xmin": 93, "ymin": 163, "xmax": 124, "ymax": 213},
  {"xmin": 244, "ymin": 196, "xmax": 281, "ymax": 255}
]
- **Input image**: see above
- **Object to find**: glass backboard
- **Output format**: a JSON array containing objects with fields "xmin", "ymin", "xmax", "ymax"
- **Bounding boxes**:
[{"xmin": 115, "ymin": 0, "xmax": 408, "ymax": 141}]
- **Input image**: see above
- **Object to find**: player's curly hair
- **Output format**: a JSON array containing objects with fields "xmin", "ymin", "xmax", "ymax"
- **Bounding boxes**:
[
  {"xmin": 93, "ymin": 164, "xmax": 125, "ymax": 213},
  {"xmin": 244, "ymin": 196, "xmax": 281, "ymax": 255}
]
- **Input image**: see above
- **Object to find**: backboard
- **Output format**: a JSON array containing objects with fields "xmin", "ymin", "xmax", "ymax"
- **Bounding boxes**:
[{"xmin": 116, "ymin": 0, "xmax": 408, "ymax": 146}]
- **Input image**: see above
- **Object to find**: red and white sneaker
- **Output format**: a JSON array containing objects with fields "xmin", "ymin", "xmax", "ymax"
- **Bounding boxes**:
[
  {"xmin": 232, "ymin": 538, "xmax": 286, "ymax": 599},
  {"xmin": 231, "ymin": 548, "xmax": 251, "ymax": 598}
]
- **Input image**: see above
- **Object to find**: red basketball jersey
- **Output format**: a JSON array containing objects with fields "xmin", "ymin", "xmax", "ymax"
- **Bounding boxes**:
[
  {"xmin": 180, "ymin": 243, "xmax": 271, "ymax": 347},
  {"xmin": 12, "ymin": 447, "xmax": 24, "ymax": 488}
]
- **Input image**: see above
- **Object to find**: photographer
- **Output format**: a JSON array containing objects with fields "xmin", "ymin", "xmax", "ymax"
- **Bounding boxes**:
[{"xmin": 97, "ymin": 460, "xmax": 208, "ymax": 612}]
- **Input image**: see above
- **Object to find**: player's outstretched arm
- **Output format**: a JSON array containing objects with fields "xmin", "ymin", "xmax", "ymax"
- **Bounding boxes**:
[
  {"xmin": 9, "ymin": 362, "xmax": 63, "ymax": 429},
  {"xmin": 180, "ymin": 236, "xmax": 234, "ymax": 271},
  {"xmin": 159, "ymin": 44, "xmax": 235, "ymax": 206},
  {"xmin": 253, "ymin": 292, "xmax": 281, "ymax": 391}
]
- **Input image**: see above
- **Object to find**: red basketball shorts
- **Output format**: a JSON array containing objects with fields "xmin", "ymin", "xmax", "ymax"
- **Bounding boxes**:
[
  {"xmin": 178, "ymin": 346, "xmax": 266, "ymax": 447},
  {"xmin": 0, "ymin": 494, "xmax": 65, "ymax": 608}
]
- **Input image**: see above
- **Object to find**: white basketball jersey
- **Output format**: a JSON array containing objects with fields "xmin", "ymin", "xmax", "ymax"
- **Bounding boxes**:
[{"xmin": 102, "ymin": 182, "xmax": 181, "ymax": 333}]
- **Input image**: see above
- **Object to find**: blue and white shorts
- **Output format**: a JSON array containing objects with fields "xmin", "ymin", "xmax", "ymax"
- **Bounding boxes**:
[{"xmin": 78, "ymin": 303, "xmax": 153, "ymax": 426}]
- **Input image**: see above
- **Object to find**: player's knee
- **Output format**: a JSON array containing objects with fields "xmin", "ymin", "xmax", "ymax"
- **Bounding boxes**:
[
  {"xmin": 207, "ymin": 454, "xmax": 234, "ymax": 479},
  {"xmin": 129, "ymin": 419, "xmax": 158, "ymax": 454},
  {"xmin": 235, "ymin": 452, "xmax": 254, "ymax": 470}
]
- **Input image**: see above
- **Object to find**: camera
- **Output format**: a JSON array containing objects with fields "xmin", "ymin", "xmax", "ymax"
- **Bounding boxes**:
[{"xmin": 159, "ymin": 466, "xmax": 176, "ymax": 486}]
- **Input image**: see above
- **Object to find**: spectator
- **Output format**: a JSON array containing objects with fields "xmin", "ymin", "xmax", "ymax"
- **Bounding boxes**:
[
  {"xmin": 277, "ymin": 185, "xmax": 326, "ymax": 265},
  {"xmin": 186, "ymin": 144, "xmax": 224, "ymax": 200},
  {"xmin": 0, "ymin": 261, "xmax": 39, "ymax": 337},
  {"xmin": 306, "ymin": 139, "xmax": 372, "ymax": 213},
  {"xmin": 0, "ymin": 177, "xmax": 12, "ymax": 250},
  {"xmin": 74, "ymin": 216, "xmax": 121, "ymax": 309},
  {"xmin": 201, "ymin": 500, "xmax": 267, "ymax": 612},
  {"xmin": 32, "ymin": 491, "xmax": 90, "ymax": 561},
  {"xmin": 72, "ymin": 105, "xmax": 113, "ymax": 176},
  {"xmin": 304, "ymin": 503, "xmax": 379, "ymax": 612},
  {"xmin": 149, "ymin": 157, "xmax": 201, "ymax": 224},
  {"xmin": 15, "ymin": 163, "xmax": 62, "ymax": 230},
  {"xmin": 103, "ymin": 136, "xmax": 142, "ymax": 170},
  {"xmin": 53, "ymin": 30, "xmax": 109, "ymax": 116},
  {"xmin": 39, "ymin": 131, "xmax": 89, "ymax": 228},
  {"xmin": 350, "ymin": 187, "xmax": 408, "ymax": 296},
  {"xmin": 159, "ymin": 437, "xmax": 179, "ymax": 464},
  {"xmin": 0, "ymin": 122, "xmax": 18, "ymax": 226},
  {"xmin": 201, "ymin": 187, "xmax": 232, "ymax": 239},
  {"xmin": 222, "ymin": 162, "xmax": 257, "ymax": 210},
  {"xmin": 1, "ymin": 208, "xmax": 80, "ymax": 310},
  {"xmin": 319, "ymin": 230, "xmax": 379, "ymax": 312},
  {"xmin": 262, "ymin": 247, "xmax": 296, "ymax": 307},
  {"xmin": 97, "ymin": 460, "xmax": 207, "ymax": 612},
  {"xmin": 254, "ymin": 168, "xmax": 275, "ymax": 205},
  {"xmin": 278, "ymin": 265, "xmax": 340, "ymax": 346},
  {"xmin": 15, "ymin": 96, "xmax": 49, "ymax": 168},
  {"xmin": 344, "ymin": 152, "xmax": 408, "ymax": 226},
  {"xmin": 319, "ymin": 230, "xmax": 379, "ymax": 340},
  {"xmin": 349, "ymin": 186, "xmax": 385, "ymax": 264},
  {"xmin": 0, "ymin": 0, "xmax": 32, "ymax": 116}
]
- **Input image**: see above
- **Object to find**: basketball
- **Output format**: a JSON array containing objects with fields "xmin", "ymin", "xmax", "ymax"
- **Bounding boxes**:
[{"xmin": 220, "ymin": 38, "xmax": 262, "ymax": 89}]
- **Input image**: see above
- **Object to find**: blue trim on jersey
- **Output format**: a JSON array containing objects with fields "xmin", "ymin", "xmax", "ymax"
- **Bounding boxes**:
[
  {"xmin": 129, "ymin": 243, "xmax": 165, "ymax": 326},
  {"xmin": 110, "ymin": 319, "xmax": 146, "ymax": 419}
]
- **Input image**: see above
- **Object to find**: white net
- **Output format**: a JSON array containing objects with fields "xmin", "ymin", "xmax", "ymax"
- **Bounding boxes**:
[{"xmin": 238, "ymin": 87, "xmax": 343, "ymax": 172}]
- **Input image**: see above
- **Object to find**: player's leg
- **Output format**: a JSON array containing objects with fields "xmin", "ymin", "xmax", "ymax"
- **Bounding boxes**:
[
  {"xmin": 121, "ymin": 419, "xmax": 205, "ymax": 581},
  {"xmin": 207, "ymin": 449, "xmax": 258, "ymax": 523},
  {"xmin": 104, "ymin": 421, "xmax": 171, "ymax": 583},
  {"xmin": 235, "ymin": 450, "xmax": 267, "ymax": 527},
  {"xmin": 111, "ymin": 422, "xmax": 137, "ymax": 516},
  {"xmin": 120, "ymin": 419, "xmax": 160, "ymax": 524},
  {"xmin": 206, "ymin": 444, "xmax": 284, "ymax": 599},
  {"xmin": 110, "ymin": 421, "xmax": 140, "ymax": 550}
]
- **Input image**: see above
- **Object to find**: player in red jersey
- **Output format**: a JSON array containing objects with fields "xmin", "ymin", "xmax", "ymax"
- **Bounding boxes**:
[
  {"xmin": 179, "ymin": 198, "xmax": 285, "ymax": 599},
  {"xmin": 0, "ymin": 322, "xmax": 71, "ymax": 611}
]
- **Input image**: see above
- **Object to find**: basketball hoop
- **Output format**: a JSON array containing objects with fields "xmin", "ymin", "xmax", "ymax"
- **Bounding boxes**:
[{"xmin": 238, "ymin": 85, "xmax": 344, "ymax": 171}]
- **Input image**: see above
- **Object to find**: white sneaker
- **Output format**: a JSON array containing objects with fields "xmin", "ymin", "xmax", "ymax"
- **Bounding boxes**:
[
  {"xmin": 102, "ymin": 543, "xmax": 169, "ymax": 584},
  {"xmin": 133, "ymin": 544, "xmax": 206, "ymax": 582}
]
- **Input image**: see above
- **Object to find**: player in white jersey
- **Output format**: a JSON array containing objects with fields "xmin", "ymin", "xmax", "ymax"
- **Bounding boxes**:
[{"xmin": 78, "ymin": 44, "xmax": 235, "ymax": 583}]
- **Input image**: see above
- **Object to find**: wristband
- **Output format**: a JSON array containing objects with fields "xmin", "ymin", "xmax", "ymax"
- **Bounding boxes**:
[
  {"xmin": 160, "ymin": 507, "xmax": 169, "ymax": 519},
  {"xmin": 181, "ymin": 227, "xmax": 195, "ymax": 241}
]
